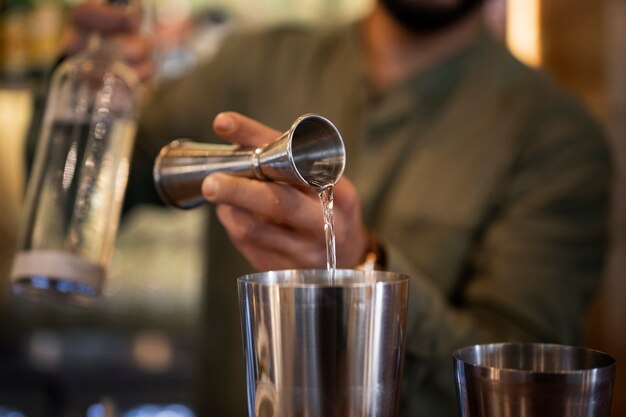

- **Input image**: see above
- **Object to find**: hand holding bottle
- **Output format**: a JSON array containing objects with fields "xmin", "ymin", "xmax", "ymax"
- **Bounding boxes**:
[
  {"xmin": 11, "ymin": 0, "xmax": 144, "ymax": 304},
  {"xmin": 64, "ymin": 0, "xmax": 154, "ymax": 82}
]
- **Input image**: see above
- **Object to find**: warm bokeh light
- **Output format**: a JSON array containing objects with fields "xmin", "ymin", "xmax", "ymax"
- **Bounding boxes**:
[
  {"xmin": 506, "ymin": 0, "xmax": 541, "ymax": 67},
  {"xmin": 0, "ymin": 88, "xmax": 31, "ymax": 237}
]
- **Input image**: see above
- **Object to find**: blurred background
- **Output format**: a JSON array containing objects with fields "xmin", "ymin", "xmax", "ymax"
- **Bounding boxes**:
[{"xmin": 1, "ymin": 0, "xmax": 625, "ymax": 416}]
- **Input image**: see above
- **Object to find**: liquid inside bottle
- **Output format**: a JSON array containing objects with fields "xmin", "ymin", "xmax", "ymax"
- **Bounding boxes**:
[{"xmin": 11, "ymin": 33, "xmax": 140, "ymax": 305}]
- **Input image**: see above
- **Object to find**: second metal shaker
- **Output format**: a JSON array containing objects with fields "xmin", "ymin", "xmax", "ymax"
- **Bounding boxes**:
[{"xmin": 153, "ymin": 113, "xmax": 346, "ymax": 209}]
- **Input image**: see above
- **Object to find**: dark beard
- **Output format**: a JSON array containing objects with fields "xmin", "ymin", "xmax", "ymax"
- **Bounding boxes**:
[{"xmin": 380, "ymin": 0, "xmax": 486, "ymax": 34}]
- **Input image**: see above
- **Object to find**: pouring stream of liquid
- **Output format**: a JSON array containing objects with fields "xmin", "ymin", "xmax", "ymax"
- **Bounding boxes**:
[{"xmin": 318, "ymin": 185, "xmax": 336, "ymax": 282}]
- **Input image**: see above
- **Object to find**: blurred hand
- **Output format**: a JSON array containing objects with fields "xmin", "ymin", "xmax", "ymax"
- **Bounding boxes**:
[
  {"xmin": 64, "ymin": 0, "xmax": 154, "ymax": 81},
  {"xmin": 201, "ymin": 112, "xmax": 369, "ymax": 271}
]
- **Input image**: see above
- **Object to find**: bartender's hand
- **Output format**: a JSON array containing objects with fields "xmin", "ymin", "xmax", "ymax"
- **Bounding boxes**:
[
  {"xmin": 64, "ymin": 0, "xmax": 154, "ymax": 81},
  {"xmin": 201, "ymin": 112, "xmax": 370, "ymax": 271}
]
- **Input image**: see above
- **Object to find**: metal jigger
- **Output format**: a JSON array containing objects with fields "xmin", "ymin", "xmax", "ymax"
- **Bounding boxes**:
[{"xmin": 153, "ymin": 113, "xmax": 346, "ymax": 209}]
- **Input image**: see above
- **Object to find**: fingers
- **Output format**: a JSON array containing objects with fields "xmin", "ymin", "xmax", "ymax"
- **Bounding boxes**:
[
  {"xmin": 333, "ymin": 178, "xmax": 360, "ymax": 214},
  {"xmin": 71, "ymin": 1, "xmax": 140, "ymax": 35},
  {"xmin": 63, "ymin": 3, "xmax": 154, "ymax": 82},
  {"xmin": 119, "ymin": 34, "xmax": 151, "ymax": 64},
  {"xmin": 208, "ymin": 174, "xmax": 370, "ymax": 270},
  {"xmin": 216, "ymin": 205, "xmax": 325, "ymax": 270},
  {"xmin": 63, "ymin": 30, "xmax": 154, "ymax": 82},
  {"xmin": 119, "ymin": 34, "xmax": 154, "ymax": 81},
  {"xmin": 203, "ymin": 173, "xmax": 322, "ymax": 232},
  {"xmin": 213, "ymin": 112, "xmax": 281, "ymax": 147},
  {"xmin": 132, "ymin": 61, "xmax": 155, "ymax": 83}
]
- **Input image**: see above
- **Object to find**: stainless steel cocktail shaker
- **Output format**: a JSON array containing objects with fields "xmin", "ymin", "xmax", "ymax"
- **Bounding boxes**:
[
  {"xmin": 153, "ymin": 114, "xmax": 346, "ymax": 209},
  {"xmin": 454, "ymin": 343, "xmax": 616, "ymax": 417},
  {"xmin": 238, "ymin": 269, "xmax": 410, "ymax": 417}
]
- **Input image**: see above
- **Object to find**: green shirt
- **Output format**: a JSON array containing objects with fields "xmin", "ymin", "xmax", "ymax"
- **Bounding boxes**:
[{"xmin": 130, "ymin": 22, "xmax": 612, "ymax": 417}]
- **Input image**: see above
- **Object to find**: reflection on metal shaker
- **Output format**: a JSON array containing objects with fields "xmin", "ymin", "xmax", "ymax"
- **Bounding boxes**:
[
  {"xmin": 238, "ymin": 269, "xmax": 409, "ymax": 417},
  {"xmin": 454, "ymin": 342, "xmax": 616, "ymax": 417},
  {"xmin": 153, "ymin": 113, "xmax": 346, "ymax": 209}
]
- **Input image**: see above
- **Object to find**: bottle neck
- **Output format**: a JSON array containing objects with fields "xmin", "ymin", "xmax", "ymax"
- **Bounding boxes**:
[
  {"xmin": 86, "ymin": 33, "xmax": 120, "ymax": 56},
  {"xmin": 85, "ymin": 0, "xmax": 133, "ymax": 61},
  {"xmin": 83, "ymin": 33, "xmax": 131, "ymax": 73}
]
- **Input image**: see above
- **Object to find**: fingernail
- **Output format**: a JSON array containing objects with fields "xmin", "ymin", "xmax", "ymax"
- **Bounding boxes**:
[
  {"xmin": 214, "ymin": 113, "xmax": 235, "ymax": 133},
  {"xmin": 203, "ymin": 176, "xmax": 218, "ymax": 200}
]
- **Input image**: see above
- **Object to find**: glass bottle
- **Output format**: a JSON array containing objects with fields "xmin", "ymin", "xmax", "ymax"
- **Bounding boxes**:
[{"xmin": 10, "ymin": 0, "xmax": 141, "ymax": 305}]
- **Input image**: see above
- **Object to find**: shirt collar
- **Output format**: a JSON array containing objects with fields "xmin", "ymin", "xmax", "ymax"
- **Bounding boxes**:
[{"xmin": 344, "ymin": 21, "xmax": 491, "ymax": 119}]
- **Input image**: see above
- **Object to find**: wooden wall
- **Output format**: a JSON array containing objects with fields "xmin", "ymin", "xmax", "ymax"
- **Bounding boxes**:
[{"xmin": 541, "ymin": 1, "xmax": 626, "ymax": 416}]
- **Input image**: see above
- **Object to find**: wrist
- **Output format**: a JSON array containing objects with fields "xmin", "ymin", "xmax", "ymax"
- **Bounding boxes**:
[{"xmin": 355, "ymin": 230, "xmax": 387, "ymax": 271}]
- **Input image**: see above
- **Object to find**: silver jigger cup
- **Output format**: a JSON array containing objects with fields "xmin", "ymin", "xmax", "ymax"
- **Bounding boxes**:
[
  {"xmin": 238, "ymin": 269, "xmax": 410, "ymax": 417},
  {"xmin": 454, "ymin": 342, "xmax": 616, "ymax": 417},
  {"xmin": 153, "ymin": 113, "xmax": 346, "ymax": 209}
]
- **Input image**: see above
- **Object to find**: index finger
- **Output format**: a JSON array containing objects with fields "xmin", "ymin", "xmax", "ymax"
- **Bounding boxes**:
[
  {"xmin": 71, "ymin": 1, "xmax": 139, "ymax": 35},
  {"xmin": 202, "ymin": 173, "xmax": 322, "ymax": 231},
  {"xmin": 213, "ymin": 112, "xmax": 282, "ymax": 148}
]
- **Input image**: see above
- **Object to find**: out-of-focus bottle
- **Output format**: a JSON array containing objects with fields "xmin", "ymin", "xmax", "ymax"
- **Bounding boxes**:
[{"xmin": 10, "ymin": 0, "xmax": 141, "ymax": 305}]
